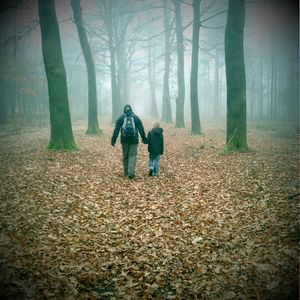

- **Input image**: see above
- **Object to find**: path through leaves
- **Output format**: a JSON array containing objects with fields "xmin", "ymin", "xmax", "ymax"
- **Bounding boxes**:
[{"xmin": 0, "ymin": 121, "xmax": 298, "ymax": 299}]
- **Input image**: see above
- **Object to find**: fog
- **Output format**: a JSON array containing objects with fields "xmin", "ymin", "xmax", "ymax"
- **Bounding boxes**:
[{"xmin": 0, "ymin": 0, "xmax": 298, "ymax": 128}]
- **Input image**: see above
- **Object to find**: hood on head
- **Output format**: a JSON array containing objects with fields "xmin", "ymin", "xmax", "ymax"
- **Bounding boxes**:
[
  {"xmin": 152, "ymin": 127, "xmax": 163, "ymax": 135},
  {"xmin": 123, "ymin": 104, "xmax": 133, "ymax": 115}
]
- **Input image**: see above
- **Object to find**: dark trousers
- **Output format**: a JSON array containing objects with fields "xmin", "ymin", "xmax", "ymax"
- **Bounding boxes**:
[{"xmin": 122, "ymin": 143, "xmax": 138, "ymax": 176}]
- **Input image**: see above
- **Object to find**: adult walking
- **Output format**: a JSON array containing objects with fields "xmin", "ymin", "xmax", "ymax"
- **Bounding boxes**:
[{"xmin": 111, "ymin": 104, "xmax": 148, "ymax": 179}]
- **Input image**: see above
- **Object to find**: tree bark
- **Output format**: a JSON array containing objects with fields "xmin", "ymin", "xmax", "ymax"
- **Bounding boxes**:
[
  {"xmin": 71, "ymin": 0, "xmax": 100, "ymax": 134},
  {"xmin": 148, "ymin": 44, "xmax": 159, "ymax": 119},
  {"xmin": 258, "ymin": 41, "xmax": 263, "ymax": 119},
  {"xmin": 225, "ymin": 0, "xmax": 248, "ymax": 151},
  {"xmin": 190, "ymin": 0, "xmax": 201, "ymax": 135},
  {"xmin": 38, "ymin": 0, "xmax": 77, "ymax": 150},
  {"xmin": 214, "ymin": 48, "xmax": 220, "ymax": 119},
  {"xmin": 0, "ymin": 82, "xmax": 7, "ymax": 124},
  {"xmin": 173, "ymin": 0, "xmax": 185, "ymax": 128},
  {"xmin": 270, "ymin": 43, "xmax": 278, "ymax": 120},
  {"xmin": 116, "ymin": 44, "xmax": 129, "ymax": 107},
  {"xmin": 97, "ymin": 0, "xmax": 121, "ymax": 123},
  {"xmin": 162, "ymin": 0, "xmax": 172, "ymax": 123}
]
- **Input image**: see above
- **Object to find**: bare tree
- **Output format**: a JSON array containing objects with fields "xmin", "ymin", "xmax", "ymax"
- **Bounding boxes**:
[
  {"xmin": 71, "ymin": 0, "xmax": 101, "ymax": 134},
  {"xmin": 96, "ymin": 0, "xmax": 122, "ymax": 123}
]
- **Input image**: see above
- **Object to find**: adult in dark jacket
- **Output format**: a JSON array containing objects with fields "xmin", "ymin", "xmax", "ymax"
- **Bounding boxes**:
[
  {"xmin": 147, "ymin": 121, "xmax": 164, "ymax": 176},
  {"xmin": 111, "ymin": 104, "xmax": 147, "ymax": 178}
]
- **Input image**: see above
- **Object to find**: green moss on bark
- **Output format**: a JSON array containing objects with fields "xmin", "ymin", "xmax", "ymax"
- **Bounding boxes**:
[{"xmin": 47, "ymin": 141, "xmax": 78, "ymax": 151}]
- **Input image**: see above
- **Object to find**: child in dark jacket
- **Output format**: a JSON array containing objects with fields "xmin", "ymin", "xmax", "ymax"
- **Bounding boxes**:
[{"xmin": 147, "ymin": 122, "xmax": 164, "ymax": 176}]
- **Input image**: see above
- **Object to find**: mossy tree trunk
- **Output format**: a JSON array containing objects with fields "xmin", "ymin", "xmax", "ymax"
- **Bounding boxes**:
[
  {"xmin": 190, "ymin": 0, "xmax": 201, "ymax": 135},
  {"xmin": 38, "ymin": 0, "xmax": 77, "ymax": 150},
  {"xmin": 173, "ymin": 0, "xmax": 185, "ymax": 128},
  {"xmin": 224, "ymin": 0, "xmax": 248, "ymax": 152},
  {"xmin": 71, "ymin": 0, "xmax": 100, "ymax": 134}
]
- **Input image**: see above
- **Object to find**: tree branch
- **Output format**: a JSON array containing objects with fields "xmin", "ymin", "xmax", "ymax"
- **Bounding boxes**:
[{"xmin": 201, "ymin": 10, "xmax": 227, "ymax": 24}]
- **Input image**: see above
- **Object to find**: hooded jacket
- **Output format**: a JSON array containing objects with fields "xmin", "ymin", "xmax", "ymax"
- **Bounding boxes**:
[
  {"xmin": 147, "ymin": 127, "xmax": 164, "ymax": 155},
  {"xmin": 111, "ymin": 105, "xmax": 147, "ymax": 145}
]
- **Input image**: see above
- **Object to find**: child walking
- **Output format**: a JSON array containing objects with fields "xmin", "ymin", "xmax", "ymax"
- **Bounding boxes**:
[{"xmin": 147, "ymin": 122, "xmax": 164, "ymax": 176}]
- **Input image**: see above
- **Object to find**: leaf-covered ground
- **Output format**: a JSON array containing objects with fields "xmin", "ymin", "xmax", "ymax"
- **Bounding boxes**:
[{"xmin": 0, "ymin": 120, "xmax": 299, "ymax": 299}]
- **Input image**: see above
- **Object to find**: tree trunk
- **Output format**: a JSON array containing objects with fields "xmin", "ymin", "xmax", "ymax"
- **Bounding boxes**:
[
  {"xmin": 270, "ymin": 43, "xmax": 278, "ymax": 120},
  {"xmin": 71, "ymin": 0, "xmax": 100, "ymax": 134},
  {"xmin": 190, "ymin": 0, "xmax": 201, "ymax": 135},
  {"xmin": 290, "ymin": 53, "xmax": 299, "ymax": 128},
  {"xmin": 38, "ymin": 0, "xmax": 77, "ymax": 150},
  {"xmin": 148, "ymin": 44, "xmax": 159, "ymax": 119},
  {"xmin": 249, "ymin": 77, "xmax": 255, "ymax": 121},
  {"xmin": 108, "ymin": 32, "xmax": 122, "ymax": 123},
  {"xmin": 116, "ymin": 45, "xmax": 129, "ymax": 107},
  {"xmin": 224, "ymin": 0, "xmax": 248, "ymax": 152},
  {"xmin": 173, "ymin": 0, "xmax": 185, "ymax": 128},
  {"xmin": 97, "ymin": 0, "xmax": 121, "ymax": 123},
  {"xmin": 162, "ymin": 0, "xmax": 172, "ymax": 123},
  {"xmin": 214, "ymin": 48, "xmax": 220, "ymax": 119},
  {"xmin": 0, "ymin": 81, "xmax": 7, "ymax": 124},
  {"xmin": 258, "ymin": 41, "xmax": 263, "ymax": 119}
]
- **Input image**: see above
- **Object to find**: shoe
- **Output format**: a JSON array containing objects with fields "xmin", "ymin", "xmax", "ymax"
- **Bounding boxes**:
[
  {"xmin": 128, "ymin": 174, "xmax": 135, "ymax": 179},
  {"xmin": 149, "ymin": 169, "xmax": 153, "ymax": 176}
]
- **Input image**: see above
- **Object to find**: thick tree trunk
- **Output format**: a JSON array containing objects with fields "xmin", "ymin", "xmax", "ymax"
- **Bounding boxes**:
[
  {"xmin": 190, "ymin": 0, "xmax": 201, "ymax": 135},
  {"xmin": 173, "ymin": 0, "xmax": 185, "ymax": 128},
  {"xmin": 225, "ymin": 0, "xmax": 248, "ymax": 151},
  {"xmin": 162, "ymin": 0, "xmax": 172, "ymax": 123},
  {"xmin": 38, "ymin": 0, "xmax": 77, "ymax": 150},
  {"xmin": 71, "ymin": 0, "xmax": 100, "ymax": 134}
]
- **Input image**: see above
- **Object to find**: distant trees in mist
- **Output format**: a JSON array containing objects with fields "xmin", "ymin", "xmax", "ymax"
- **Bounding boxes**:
[{"xmin": 0, "ymin": 0, "xmax": 298, "ymax": 137}]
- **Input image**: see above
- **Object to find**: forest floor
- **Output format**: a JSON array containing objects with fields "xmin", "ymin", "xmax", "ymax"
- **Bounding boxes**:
[{"xmin": 0, "ymin": 119, "xmax": 299, "ymax": 300}]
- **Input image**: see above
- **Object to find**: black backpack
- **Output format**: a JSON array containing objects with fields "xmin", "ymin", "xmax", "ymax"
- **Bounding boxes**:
[{"xmin": 121, "ymin": 116, "xmax": 136, "ymax": 137}]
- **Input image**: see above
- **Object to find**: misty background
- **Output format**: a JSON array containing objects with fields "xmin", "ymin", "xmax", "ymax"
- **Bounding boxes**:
[{"xmin": 0, "ymin": 0, "xmax": 298, "ymax": 129}]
